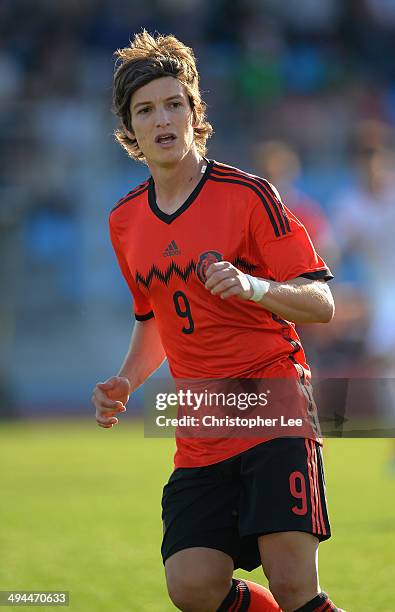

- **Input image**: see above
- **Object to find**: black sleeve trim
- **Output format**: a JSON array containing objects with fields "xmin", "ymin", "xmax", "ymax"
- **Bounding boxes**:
[
  {"xmin": 135, "ymin": 311, "xmax": 154, "ymax": 321},
  {"xmin": 298, "ymin": 269, "xmax": 334, "ymax": 282}
]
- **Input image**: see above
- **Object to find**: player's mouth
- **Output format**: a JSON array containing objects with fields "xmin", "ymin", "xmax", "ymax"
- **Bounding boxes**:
[{"xmin": 155, "ymin": 133, "xmax": 177, "ymax": 147}]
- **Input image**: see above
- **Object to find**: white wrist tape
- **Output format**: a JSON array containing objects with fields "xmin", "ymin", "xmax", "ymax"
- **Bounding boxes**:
[{"xmin": 246, "ymin": 275, "xmax": 270, "ymax": 302}]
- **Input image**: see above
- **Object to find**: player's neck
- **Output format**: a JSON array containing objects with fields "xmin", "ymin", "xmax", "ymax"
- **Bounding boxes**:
[{"xmin": 149, "ymin": 149, "xmax": 204, "ymax": 214}]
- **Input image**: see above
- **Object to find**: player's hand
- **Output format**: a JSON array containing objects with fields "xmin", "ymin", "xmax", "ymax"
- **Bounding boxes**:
[
  {"xmin": 91, "ymin": 376, "xmax": 130, "ymax": 428},
  {"xmin": 205, "ymin": 261, "xmax": 253, "ymax": 300}
]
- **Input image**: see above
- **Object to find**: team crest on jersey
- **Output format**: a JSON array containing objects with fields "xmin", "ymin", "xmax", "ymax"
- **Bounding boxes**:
[{"xmin": 196, "ymin": 250, "xmax": 223, "ymax": 283}]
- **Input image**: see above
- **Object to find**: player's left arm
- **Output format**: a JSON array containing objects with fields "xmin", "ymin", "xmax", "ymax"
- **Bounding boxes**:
[
  {"xmin": 205, "ymin": 262, "xmax": 334, "ymax": 324},
  {"xmin": 250, "ymin": 275, "xmax": 334, "ymax": 323}
]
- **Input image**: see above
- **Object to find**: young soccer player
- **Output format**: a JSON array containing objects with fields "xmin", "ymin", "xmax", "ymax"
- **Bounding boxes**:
[{"xmin": 92, "ymin": 31, "xmax": 345, "ymax": 612}]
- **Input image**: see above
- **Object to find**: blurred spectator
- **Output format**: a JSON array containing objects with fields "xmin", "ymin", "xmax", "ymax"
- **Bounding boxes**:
[
  {"xmin": 270, "ymin": 0, "xmax": 341, "ymax": 35},
  {"xmin": 331, "ymin": 120, "xmax": 395, "ymax": 373},
  {"xmin": 23, "ymin": 196, "xmax": 81, "ymax": 312},
  {"xmin": 254, "ymin": 140, "xmax": 338, "ymax": 264}
]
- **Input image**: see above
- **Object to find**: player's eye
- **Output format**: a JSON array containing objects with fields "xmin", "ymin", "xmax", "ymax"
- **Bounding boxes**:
[
  {"xmin": 137, "ymin": 106, "xmax": 151, "ymax": 115},
  {"xmin": 169, "ymin": 101, "xmax": 182, "ymax": 109}
]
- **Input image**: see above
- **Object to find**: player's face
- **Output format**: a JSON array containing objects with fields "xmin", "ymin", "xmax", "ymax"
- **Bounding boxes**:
[{"xmin": 129, "ymin": 76, "xmax": 196, "ymax": 167}]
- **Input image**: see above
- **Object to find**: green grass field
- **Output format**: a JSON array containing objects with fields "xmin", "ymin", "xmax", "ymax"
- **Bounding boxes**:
[{"xmin": 0, "ymin": 419, "xmax": 394, "ymax": 611}]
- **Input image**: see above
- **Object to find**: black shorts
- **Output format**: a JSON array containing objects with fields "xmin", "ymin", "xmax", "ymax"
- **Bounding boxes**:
[{"xmin": 161, "ymin": 438, "xmax": 331, "ymax": 571}]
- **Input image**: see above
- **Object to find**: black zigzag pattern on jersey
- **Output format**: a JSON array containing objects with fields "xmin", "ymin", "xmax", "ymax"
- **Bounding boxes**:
[
  {"xmin": 231, "ymin": 257, "xmax": 258, "ymax": 274},
  {"xmin": 135, "ymin": 256, "xmax": 258, "ymax": 288},
  {"xmin": 210, "ymin": 164, "xmax": 291, "ymax": 237},
  {"xmin": 136, "ymin": 259, "xmax": 196, "ymax": 289},
  {"xmin": 111, "ymin": 181, "xmax": 149, "ymax": 213}
]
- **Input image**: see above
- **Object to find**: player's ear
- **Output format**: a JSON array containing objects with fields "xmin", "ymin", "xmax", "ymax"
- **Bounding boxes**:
[
  {"xmin": 191, "ymin": 108, "xmax": 199, "ymax": 129},
  {"xmin": 122, "ymin": 123, "xmax": 134, "ymax": 140},
  {"xmin": 187, "ymin": 95, "xmax": 198, "ymax": 129}
]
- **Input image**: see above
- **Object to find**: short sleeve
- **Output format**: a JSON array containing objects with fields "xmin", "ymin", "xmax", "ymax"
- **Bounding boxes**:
[
  {"xmin": 109, "ymin": 219, "xmax": 154, "ymax": 321},
  {"xmin": 248, "ymin": 182, "xmax": 333, "ymax": 282}
]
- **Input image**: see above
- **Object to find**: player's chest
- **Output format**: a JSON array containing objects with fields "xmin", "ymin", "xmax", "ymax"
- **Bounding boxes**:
[{"xmin": 124, "ymin": 204, "xmax": 246, "ymax": 292}]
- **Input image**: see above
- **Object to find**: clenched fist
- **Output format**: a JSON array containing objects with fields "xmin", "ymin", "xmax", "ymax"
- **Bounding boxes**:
[{"xmin": 205, "ymin": 261, "xmax": 253, "ymax": 300}]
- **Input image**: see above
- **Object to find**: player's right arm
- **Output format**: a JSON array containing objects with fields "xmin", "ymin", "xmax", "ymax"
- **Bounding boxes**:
[{"xmin": 92, "ymin": 317, "xmax": 166, "ymax": 428}]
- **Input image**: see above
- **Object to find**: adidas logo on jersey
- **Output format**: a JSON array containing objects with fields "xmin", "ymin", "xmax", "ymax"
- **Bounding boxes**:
[{"xmin": 163, "ymin": 240, "xmax": 181, "ymax": 257}]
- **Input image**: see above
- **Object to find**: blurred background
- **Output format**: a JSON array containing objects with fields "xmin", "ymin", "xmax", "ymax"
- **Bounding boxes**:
[
  {"xmin": 1, "ymin": 0, "xmax": 395, "ymax": 416},
  {"xmin": 1, "ymin": 0, "xmax": 395, "ymax": 417},
  {"xmin": 1, "ymin": 2, "xmax": 395, "ymax": 610}
]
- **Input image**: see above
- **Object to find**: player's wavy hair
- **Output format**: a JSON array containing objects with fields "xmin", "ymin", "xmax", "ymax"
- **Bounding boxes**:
[{"xmin": 112, "ymin": 30, "xmax": 213, "ymax": 161}]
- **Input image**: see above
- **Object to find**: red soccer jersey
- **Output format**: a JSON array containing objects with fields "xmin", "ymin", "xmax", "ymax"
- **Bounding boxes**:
[{"xmin": 109, "ymin": 160, "xmax": 332, "ymax": 467}]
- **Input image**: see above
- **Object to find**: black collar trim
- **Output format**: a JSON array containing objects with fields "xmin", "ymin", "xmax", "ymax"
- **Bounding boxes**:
[{"xmin": 148, "ymin": 159, "xmax": 213, "ymax": 224}]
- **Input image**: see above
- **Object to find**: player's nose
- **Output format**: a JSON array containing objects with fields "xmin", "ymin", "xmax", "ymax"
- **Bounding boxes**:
[{"xmin": 155, "ymin": 107, "xmax": 171, "ymax": 127}]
